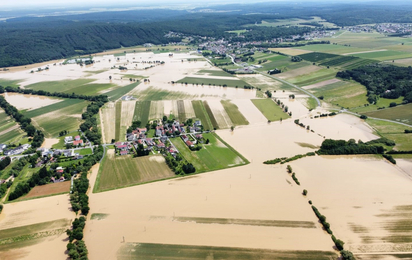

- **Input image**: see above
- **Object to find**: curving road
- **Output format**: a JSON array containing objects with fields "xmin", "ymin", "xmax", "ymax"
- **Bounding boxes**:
[{"xmin": 227, "ymin": 55, "xmax": 321, "ymax": 107}]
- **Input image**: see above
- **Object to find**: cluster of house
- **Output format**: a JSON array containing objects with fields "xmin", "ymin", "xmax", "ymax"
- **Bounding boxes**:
[
  {"xmin": 181, "ymin": 134, "xmax": 203, "ymax": 148},
  {"xmin": 64, "ymin": 135, "xmax": 85, "ymax": 147},
  {"xmin": 2, "ymin": 144, "xmax": 31, "ymax": 156}
]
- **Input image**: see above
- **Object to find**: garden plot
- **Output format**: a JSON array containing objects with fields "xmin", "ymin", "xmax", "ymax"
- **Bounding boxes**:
[{"xmin": 206, "ymin": 99, "xmax": 233, "ymax": 129}]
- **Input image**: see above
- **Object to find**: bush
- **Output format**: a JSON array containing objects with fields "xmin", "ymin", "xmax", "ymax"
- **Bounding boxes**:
[
  {"xmin": 360, "ymin": 115, "xmax": 368, "ymax": 119},
  {"xmin": 286, "ymin": 165, "xmax": 292, "ymax": 173},
  {"xmin": 383, "ymin": 154, "xmax": 396, "ymax": 164},
  {"xmin": 334, "ymin": 239, "xmax": 345, "ymax": 250},
  {"xmin": 302, "ymin": 189, "xmax": 308, "ymax": 196},
  {"xmin": 341, "ymin": 250, "xmax": 356, "ymax": 260}
]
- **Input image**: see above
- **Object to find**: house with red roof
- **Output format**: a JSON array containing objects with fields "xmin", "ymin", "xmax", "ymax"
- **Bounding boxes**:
[{"xmin": 73, "ymin": 139, "xmax": 84, "ymax": 146}]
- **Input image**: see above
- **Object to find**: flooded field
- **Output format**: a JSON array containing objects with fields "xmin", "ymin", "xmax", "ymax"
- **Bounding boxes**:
[{"xmin": 4, "ymin": 92, "xmax": 62, "ymax": 111}]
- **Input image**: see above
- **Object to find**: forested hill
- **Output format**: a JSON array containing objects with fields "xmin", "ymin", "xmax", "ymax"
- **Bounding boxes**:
[
  {"xmin": 0, "ymin": 12, "xmax": 312, "ymax": 68},
  {"xmin": 2, "ymin": 2, "xmax": 412, "ymax": 67},
  {"xmin": 0, "ymin": 22, "xmax": 179, "ymax": 67}
]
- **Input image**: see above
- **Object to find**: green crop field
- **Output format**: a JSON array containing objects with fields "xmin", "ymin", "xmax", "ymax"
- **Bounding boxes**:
[
  {"xmin": 367, "ymin": 119, "xmax": 412, "ymax": 151},
  {"xmin": 299, "ymin": 52, "xmax": 339, "ymax": 63},
  {"xmin": 221, "ymin": 100, "xmax": 249, "ymax": 126},
  {"xmin": 192, "ymin": 100, "xmax": 214, "ymax": 131},
  {"xmin": 169, "ymin": 133, "xmax": 248, "ymax": 173},
  {"xmin": 137, "ymin": 86, "xmax": 192, "ymax": 101},
  {"xmin": 251, "ymin": 99, "xmax": 290, "ymax": 121},
  {"xmin": 0, "ymin": 79, "xmax": 21, "ymax": 88},
  {"xmin": 118, "ymin": 243, "xmax": 337, "ymax": 260},
  {"xmin": 133, "ymin": 101, "xmax": 151, "ymax": 125},
  {"xmin": 293, "ymin": 44, "xmax": 368, "ymax": 54},
  {"xmin": 0, "ymin": 219, "xmax": 70, "ymax": 251},
  {"xmin": 319, "ymin": 56, "xmax": 360, "ymax": 67},
  {"xmin": 203, "ymin": 101, "xmax": 219, "ymax": 129},
  {"xmin": 31, "ymin": 100, "xmax": 89, "ymax": 137},
  {"xmin": 177, "ymin": 77, "xmax": 248, "ymax": 88},
  {"xmin": 25, "ymin": 79, "xmax": 94, "ymax": 93},
  {"xmin": 23, "ymin": 98, "xmax": 84, "ymax": 118},
  {"xmin": 364, "ymin": 103, "xmax": 412, "ymax": 124},
  {"xmin": 196, "ymin": 69, "xmax": 234, "ymax": 77},
  {"xmin": 94, "ymin": 153, "xmax": 174, "ymax": 192},
  {"xmin": 352, "ymin": 50, "xmax": 412, "ymax": 61},
  {"xmin": 0, "ymin": 128, "xmax": 25, "ymax": 145},
  {"xmin": 311, "ymin": 80, "xmax": 367, "ymax": 108},
  {"xmin": 105, "ymin": 81, "xmax": 140, "ymax": 101},
  {"xmin": 291, "ymin": 69, "xmax": 338, "ymax": 87}
]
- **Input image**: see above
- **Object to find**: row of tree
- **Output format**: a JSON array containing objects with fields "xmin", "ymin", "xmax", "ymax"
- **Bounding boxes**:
[
  {"xmin": 66, "ymin": 217, "xmax": 88, "ymax": 259},
  {"xmin": 2, "ymin": 85, "xmax": 108, "ymax": 103},
  {"xmin": 80, "ymin": 102, "xmax": 106, "ymax": 145},
  {"xmin": 317, "ymin": 139, "xmax": 385, "ymax": 155}
]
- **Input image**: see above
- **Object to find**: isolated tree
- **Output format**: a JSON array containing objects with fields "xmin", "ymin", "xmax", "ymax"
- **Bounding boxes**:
[
  {"xmin": 231, "ymin": 126, "xmax": 235, "ymax": 131},
  {"xmin": 109, "ymin": 76, "xmax": 112, "ymax": 80}
]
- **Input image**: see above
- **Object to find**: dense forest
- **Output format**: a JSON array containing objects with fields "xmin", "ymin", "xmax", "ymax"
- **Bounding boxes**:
[
  {"xmin": 336, "ymin": 65, "xmax": 412, "ymax": 103},
  {"xmin": 1, "ymin": 2, "xmax": 412, "ymax": 67}
]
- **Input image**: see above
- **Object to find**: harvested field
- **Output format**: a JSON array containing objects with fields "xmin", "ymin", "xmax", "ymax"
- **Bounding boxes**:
[
  {"xmin": 192, "ymin": 100, "xmax": 214, "ymax": 131},
  {"xmin": 117, "ymin": 243, "xmax": 336, "ymax": 260},
  {"xmin": 302, "ymin": 78, "xmax": 342, "ymax": 90},
  {"xmin": 148, "ymin": 101, "xmax": 164, "ymax": 121},
  {"xmin": 94, "ymin": 151, "xmax": 174, "ymax": 192},
  {"xmin": 115, "ymin": 101, "xmax": 122, "ymax": 141},
  {"xmin": 231, "ymin": 99, "xmax": 268, "ymax": 125},
  {"xmin": 101, "ymin": 102, "xmax": 116, "ymax": 143},
  {"xmin": 251, "ymin": 99, "xmax": 290, "ymax": 122},
  {"xmin": 120, "ymin": 100, "xmax": 136, "ymax": 134},
  {"xmin": 221, "ymin": 100, "xmax": 249, "ymax": 126},
  {"xmin": 133, "ymin": 101, "xmax": 151, "ymax": 126},
  {"xmin": 176, "ymin": 100, "xmax": 186, "ymax": 122},
  {"xmin": 278, "ymin": 65, "xmax": 322, "ymax": 79},
  {"xmin": 4, "ymin": 93, "xmax": 62, "ymax": 111},
  {"xmin": 183, "ymin": 100, "xmax": 196, "ymax": 119},
  {"xmin": 207, "ymin": 99, "xmax": 233, "ymax": 129},
  {"xmin": 20, "ymin": 181, "xmax": 70, "ymax": 200},
  {"xmin": 203, "ymin": 101, "xmax": 219, "ymax": 129}
]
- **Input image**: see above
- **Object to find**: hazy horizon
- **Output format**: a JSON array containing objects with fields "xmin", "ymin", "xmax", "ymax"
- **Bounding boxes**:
[{"xmin": 0, "ymin": 0, "xmax": 391, "ymax": 10}]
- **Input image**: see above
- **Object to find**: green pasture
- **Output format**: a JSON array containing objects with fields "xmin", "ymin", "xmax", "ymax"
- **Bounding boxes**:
[
  {"xmin": 169, "ymin": 133, "xmax": 247, "ymax": 174},
  {"xmin": 251, "ymin": 99, "xmax": 290, "ymax": 121}
]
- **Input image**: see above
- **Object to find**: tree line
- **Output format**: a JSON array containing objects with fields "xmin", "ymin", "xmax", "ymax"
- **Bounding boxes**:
[
  {"xmin": 2, "ymin": 85, "xmax": 108, "ymax": 103},
  {"xmin": 0, "ymin": 95, "xmax": 44, "ymax": 149},
  {"xmin": 317, "ymin": 139, "xmax": 385, "ymax": 155}
]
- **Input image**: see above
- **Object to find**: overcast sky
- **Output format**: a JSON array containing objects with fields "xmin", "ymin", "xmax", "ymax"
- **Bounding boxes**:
[{"xmin": 2, "ymin": 0, "xmax": 249, "ymax": 9}]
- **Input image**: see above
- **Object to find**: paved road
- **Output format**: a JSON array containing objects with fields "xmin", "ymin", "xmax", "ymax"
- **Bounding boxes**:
[
  {"xmin": 227, "ymin": 54, "xmax": 321, "ymax": 107},
  {"xmin": 341, "ymin": 109, "xmax": 412, "ymax": 127}
]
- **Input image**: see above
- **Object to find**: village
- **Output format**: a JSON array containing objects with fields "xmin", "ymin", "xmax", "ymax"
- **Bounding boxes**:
[{"xmin": 116, "ymin": 119, "xmax": 206, "ymax": 157}]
